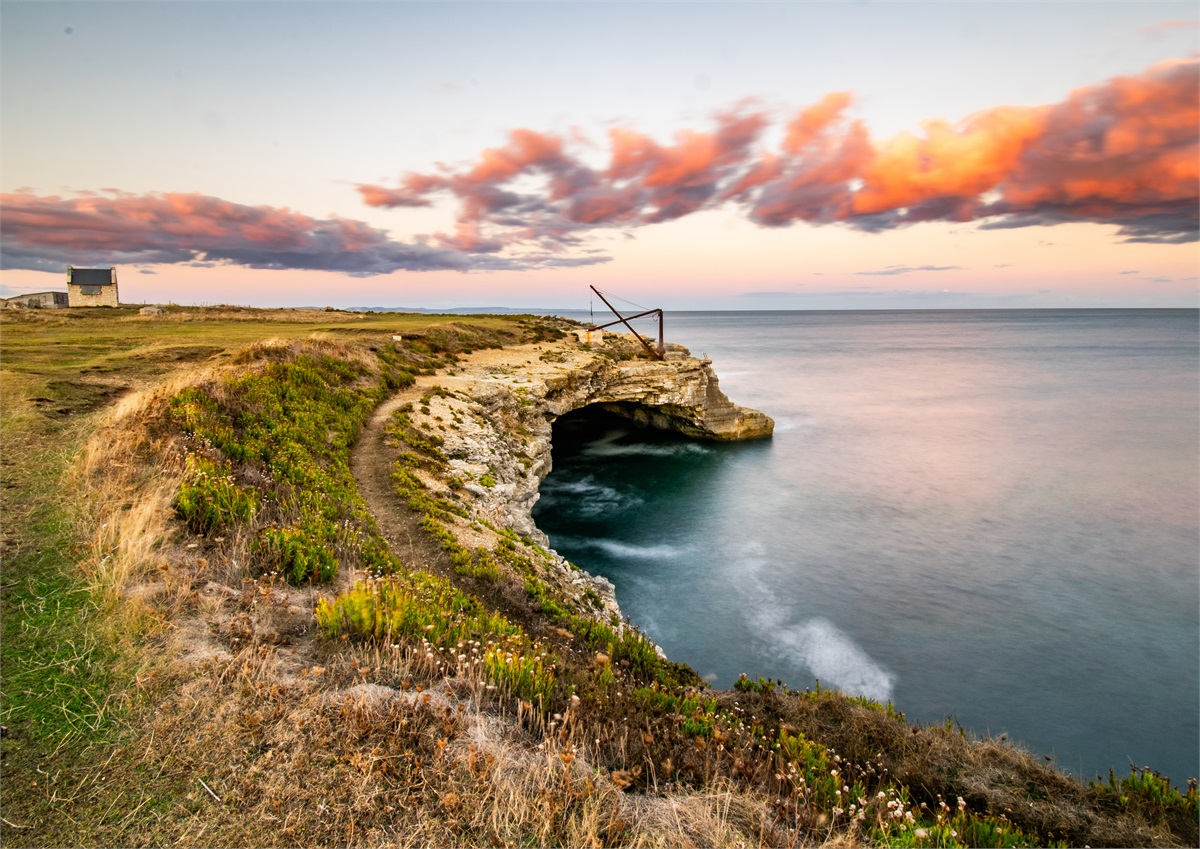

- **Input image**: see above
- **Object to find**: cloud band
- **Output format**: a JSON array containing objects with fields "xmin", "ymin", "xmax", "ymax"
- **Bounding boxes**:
[{"xmin": 361, "ymin": 58, "xmax": 1198, "ymax": 250}]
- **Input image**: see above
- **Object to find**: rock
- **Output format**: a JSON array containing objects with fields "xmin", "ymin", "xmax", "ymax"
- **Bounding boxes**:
[
  {"xmin": 557, "ymin": 357, "xmax": 775, "ymax": 441},
  {"xmin": 404, "ymin": 336, "xmax": 773, "ymax": 636},
  {"xmin": 574, "ymin": 328, "xmax": 605, "ymax": 346}
]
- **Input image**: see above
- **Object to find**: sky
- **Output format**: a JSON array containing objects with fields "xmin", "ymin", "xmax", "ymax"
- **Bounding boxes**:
[{"xmin": 1, "ymin": 1, "xmax": 1197, "ymax": 310}]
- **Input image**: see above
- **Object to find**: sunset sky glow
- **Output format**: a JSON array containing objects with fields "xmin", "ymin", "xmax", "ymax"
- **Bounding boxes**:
[{"xmin": 2, "ymin": 1, "xmax": 1197, "ymax": 309}]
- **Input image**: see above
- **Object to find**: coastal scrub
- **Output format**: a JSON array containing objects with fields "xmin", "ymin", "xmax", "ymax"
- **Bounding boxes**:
[{"xmin": 3, "ymin": 306, "xmax": 1194, "ymax": 848}]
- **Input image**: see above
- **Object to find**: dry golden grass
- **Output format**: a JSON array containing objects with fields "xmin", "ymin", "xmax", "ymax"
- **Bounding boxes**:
[
  {"xmin": 17, "ymin": 330, "xmax": 796, "ymax": 848},
  {"xmin": 5, "ymin": 313, "xmax": 1194, "ymax": 848},
  {"xmin": 115, "ymin": 631, "xmax": 800, "ymax": 849}
]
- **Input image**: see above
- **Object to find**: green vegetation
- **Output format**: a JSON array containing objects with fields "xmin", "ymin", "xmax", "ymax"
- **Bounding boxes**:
[
  {"xmin": 0, "ymin": 427, "xmax": 123, "ymax": 767},
  {"xmin": 168, "ymin": 352, "xmax": 397, "ymax": 583},
  {"xmin": 0, "ymin": 306, "xmax": 538, "ymax": 843},
  {"xmin": 1, "ymin": 305, "xmax": 1195, "ymax": 848}
]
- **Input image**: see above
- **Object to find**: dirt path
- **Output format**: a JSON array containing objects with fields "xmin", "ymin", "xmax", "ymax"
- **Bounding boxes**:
[
  {"xmin": 350, "ymin": 386, "xmax": 433, "ymax": 569},
  {"xmin": 349, "ymin": 342, "xmax": 547, "ymax": 573}
]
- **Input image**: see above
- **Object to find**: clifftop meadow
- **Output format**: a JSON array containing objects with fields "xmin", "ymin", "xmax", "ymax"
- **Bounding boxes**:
[{"xmin": 1, "ymin": 305, "xmax": 1194, "ymax": 848}]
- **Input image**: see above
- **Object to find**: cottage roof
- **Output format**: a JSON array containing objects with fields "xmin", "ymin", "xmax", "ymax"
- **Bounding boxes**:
[
  {"xmin": 69, "ymin": 267, "xmax": 116, "ymax": 286},
  {"xmin": 6, "ymin": 291, "xmax": 65, "ymax": 300}
]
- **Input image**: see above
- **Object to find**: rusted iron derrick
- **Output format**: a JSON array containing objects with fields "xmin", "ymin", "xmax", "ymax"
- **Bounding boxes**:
[{"xmin": 588, "ymin": 285, "xmax": 665, "ymax": 360}]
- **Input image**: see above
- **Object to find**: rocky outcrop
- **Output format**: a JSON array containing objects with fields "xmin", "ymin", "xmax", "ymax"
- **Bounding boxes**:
[
  {"xmin": 394, "ymin": 334, "xmax": 772, "ymax": 635},
  {"xmin": 542, "ymin": 353, "xmax": 774, "ymax": 441},
  {"xmin": 415, "ymin": 336, "xmax": 772, "ymax": 544}
]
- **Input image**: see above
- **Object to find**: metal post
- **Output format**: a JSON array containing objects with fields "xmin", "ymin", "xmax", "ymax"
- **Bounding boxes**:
[{"xmin": 589, "ymin": 286, "xmax": 664, "ymax": 361}]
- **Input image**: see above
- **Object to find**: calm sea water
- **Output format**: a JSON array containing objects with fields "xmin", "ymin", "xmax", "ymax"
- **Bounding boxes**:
[{"xmin": 532, "ymin": 309, "xmax": 1199, "ymax": 787}]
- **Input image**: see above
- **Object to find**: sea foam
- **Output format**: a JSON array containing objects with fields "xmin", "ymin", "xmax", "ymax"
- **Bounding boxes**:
[
  {"xmin": 582, "ymin": 441, "xmax": 713, "ymax": 458},
  {"xmin": 539, "ymin": 476, "xmax": 643, "ymax": 517},
  {"xmin": 566, "ymin": 536, "xmax": 689, "ymax": 560},
  {"xmin": 771, "ymin": 617, "xmax": 896, "ymax": 704},
  {"xmin": 580, "ymin": 430, "xmax": 713, "ymax": 458}
]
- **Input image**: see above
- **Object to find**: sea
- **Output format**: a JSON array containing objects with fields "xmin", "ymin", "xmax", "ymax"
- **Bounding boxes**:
[{"xmin": 530, "ymin": 309, "xmax": 1199, "ymax": 788}]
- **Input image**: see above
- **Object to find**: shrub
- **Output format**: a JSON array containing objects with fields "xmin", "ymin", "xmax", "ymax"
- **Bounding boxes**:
[
  {"xmin": 167, "ymin": 342, "xmax": 432, "ymax": 583},
  {"xmin": 175, "ymin": 455, "xmax": 258, "ymax": 534},
  {"xmin": 253, "ymin": 524, "xmax": 337, "ymax": 584}
]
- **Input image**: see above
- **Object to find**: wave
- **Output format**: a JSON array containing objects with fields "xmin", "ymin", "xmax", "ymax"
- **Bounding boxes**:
[
  {"xmin": 766, "ymin": 616, "xmax": 895, "ymax": 704},
  {"xmin": 581, "ymin": 438, "xmax": 713, "ymax": 459},
  {"xmin": 537, "ymin": 475, "xmax": 643, "ymax": 517},
  {"xmin": 769, "ymin": 418, "xmax": 805, "ymax": 433},
  {"xmin": 563, "ymin": 536, "xmax": 690, "ymax": 560}
]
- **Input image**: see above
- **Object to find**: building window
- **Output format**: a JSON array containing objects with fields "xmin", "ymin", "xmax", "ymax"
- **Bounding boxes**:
[{"xmin": 81, "ymin": 285, "xmax": 103, "ymax": 295}]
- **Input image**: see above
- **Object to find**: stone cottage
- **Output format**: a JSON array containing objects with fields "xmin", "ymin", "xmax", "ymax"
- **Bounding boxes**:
[
  {"xmin": 2, "ymin": 291, "xmax": 69, "ymax": 309},
  {"xmin": 66, "ymin": 267, "xmax": 120, "ymax": 307}
]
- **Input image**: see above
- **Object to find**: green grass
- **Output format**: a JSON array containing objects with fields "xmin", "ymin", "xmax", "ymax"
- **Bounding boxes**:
[
  {"xmin": 1, "ymin": 442, "xmax": 118, "ymax": 746},
  {"xmin": 168, "ymin": 352, "xmax": 393, "ymax": 583},
  {"xmin": 0, "ymin": 391, "xmax": 136, "ymax": 842},
  {"xmin": 2, "ymin": 306, "xmax": 1195, "ymax": 849},
  {"xmin": 0, "ymin": 306, "xmax": 538, "ymax": 841}
]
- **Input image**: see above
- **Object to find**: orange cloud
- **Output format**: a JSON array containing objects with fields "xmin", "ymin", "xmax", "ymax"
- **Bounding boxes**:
[
  {"xmin": 851, "ymin": 106, "xmax": 1045, "ymax": 216},
  {"xmin": 359, "ymin": 58, "xmax": 1196, "ymax": 247},
  {"xmin": 13, "ymin": 61, "xmax": 1192, "ymax": 277},
  {"xmin": 466, "ymin": 128, "xmax": 570, "ymax": 183},
  {"xmin": 783, "ymin": 91, "xmax": 854, "ymax": 154}
]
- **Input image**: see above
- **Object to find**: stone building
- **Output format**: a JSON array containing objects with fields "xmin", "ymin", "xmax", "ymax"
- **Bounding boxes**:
[
  {"xmin": 2, "ymin": 291, "xmax": 69, "ymax": 309},
  {"xmin": 66, "ymin": 267, "xmax": 120, "ymax": 307}
]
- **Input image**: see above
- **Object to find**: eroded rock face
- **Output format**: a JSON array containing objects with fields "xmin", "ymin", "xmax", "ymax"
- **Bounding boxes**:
[
  {"xmin": 424, "ymin": 338, "xmax": 773, "ymax": 546},
  {"xmin": 547, "ymin": 355, "xmax": 774, "ymax": 442},
  {"xmin": 404, "ymin": 336, "xmax": 772, "ymax": 635}
]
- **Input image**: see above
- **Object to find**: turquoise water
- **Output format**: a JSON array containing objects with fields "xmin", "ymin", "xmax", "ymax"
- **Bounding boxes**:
[{"xmin": 532, "ymin": 309, "xmax": 1199, "ymax": 787}]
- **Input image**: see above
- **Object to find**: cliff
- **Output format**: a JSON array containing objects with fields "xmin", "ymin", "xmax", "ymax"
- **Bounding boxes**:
[
  {"xmin": 26, "ymin": 312, "xmax": 1186, "ymax": 849},
  {"xmin": 426, "ymin": 337, "xmax": 771, "ymax": 532},
  {"xmin": 397, "ymin": 334, "xmax": 772, "ymax": 622}
]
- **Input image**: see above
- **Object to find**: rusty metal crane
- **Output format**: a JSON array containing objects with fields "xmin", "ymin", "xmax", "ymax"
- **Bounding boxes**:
[{"xmin": 588, "ymin": 285, "xmax": 665, "ymax": 360}]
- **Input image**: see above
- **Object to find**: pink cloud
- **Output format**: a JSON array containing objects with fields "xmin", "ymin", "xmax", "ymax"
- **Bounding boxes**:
[
  {"xmin": 0, "ymin": 191, "xmax": 608, "ymax": 274},
  {"xmin": 360, "ymin": 58, "xmax": 1198, "ymax": 248}
]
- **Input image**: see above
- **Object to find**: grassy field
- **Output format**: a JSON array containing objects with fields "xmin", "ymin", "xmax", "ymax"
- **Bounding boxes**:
[
  {"xmin": 0, "ymin": 306, "xmax": 516, "ymax": 843},
  {"xmin": 1, "ymin": 305, "xmax": 1195, "ymax": 848}
]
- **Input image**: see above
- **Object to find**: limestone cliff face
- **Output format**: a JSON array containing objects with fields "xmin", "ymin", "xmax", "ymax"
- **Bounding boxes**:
[
  {"xmin": 423, "ymin": 338, "xmax": 771, "ymax": 538},
  {"xmin": 406, "ymin": 337, "xmax": 773, "ymax": 619},
  {"xmin": 542, "ymin": 353, "xmax": 774, "ymax": 441}
]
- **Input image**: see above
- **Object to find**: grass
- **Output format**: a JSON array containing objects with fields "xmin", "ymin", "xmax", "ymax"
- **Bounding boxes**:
[
  {"xmin": 0, "ymin": 346, "xmax": 142, "ymax": 841},
  {"xmin": 1, "ymin": 304, "xmax": 1195, "ymax": 848},
  {"xmin": 0, "ymin": 306, "xmax": 534, "ymax": 843}
]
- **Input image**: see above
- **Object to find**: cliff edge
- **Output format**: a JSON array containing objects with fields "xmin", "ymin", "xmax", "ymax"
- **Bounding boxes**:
[
  {"xmin": 352, "ymin": 331, "xmax": 772, "ymax": 631},
  {"xmin": 419, "ymin": 334, "xmax": 772, "ymax": 542}
]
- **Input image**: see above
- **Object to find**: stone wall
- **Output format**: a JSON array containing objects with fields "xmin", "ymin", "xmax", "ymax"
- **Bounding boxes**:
[{"xmin": 67, "ymin": 283, "xmax": 120, "ymax": 307}]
